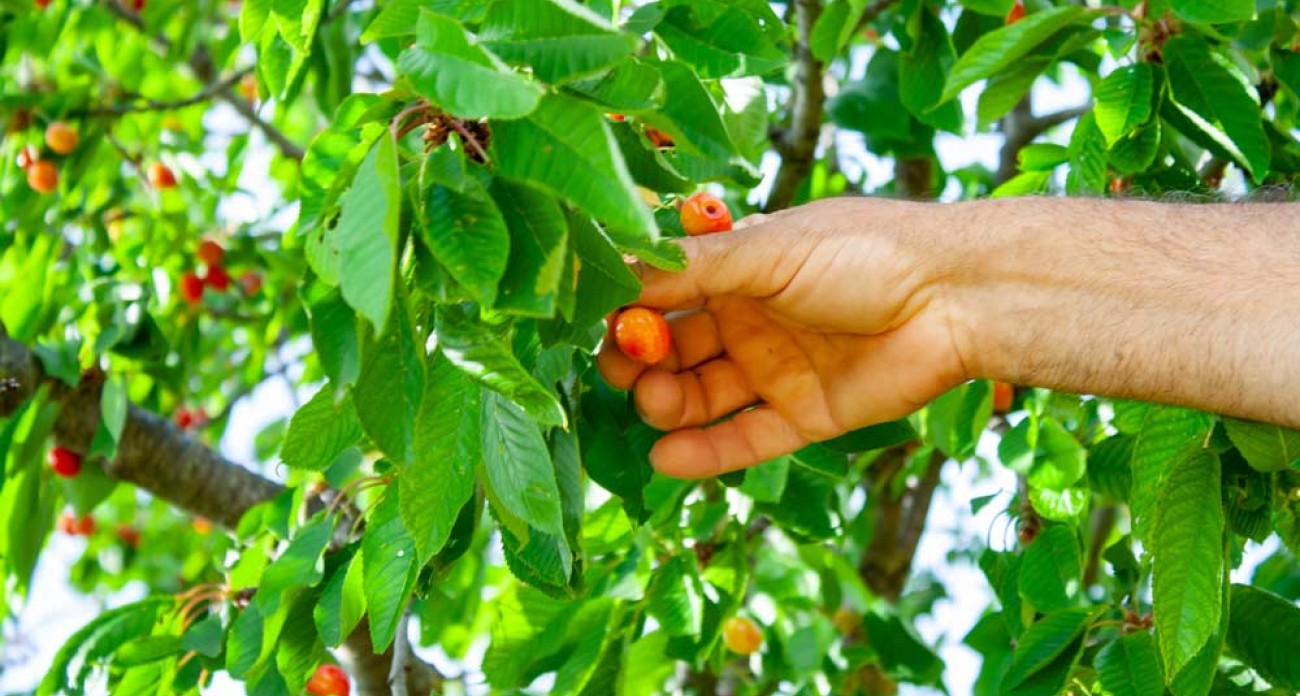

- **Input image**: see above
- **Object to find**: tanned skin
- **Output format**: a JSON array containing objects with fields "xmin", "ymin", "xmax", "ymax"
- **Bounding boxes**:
[{"xmin": 597, "ymin": 197, "xmax": 1300, "ymax": 478}]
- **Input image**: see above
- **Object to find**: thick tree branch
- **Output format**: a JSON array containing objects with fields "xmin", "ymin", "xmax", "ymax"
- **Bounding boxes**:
[
  {"xmin": 0, "ymin": 330, "xmax": 439, "ymax": 696},
  {"xmin": 858, "ymin": 445, "xmax": 946, "ymax": 602},
  {"xmin": 765, "ymin": 0, "xmax": 827, "ymax": 212},
  {"xmin": 102, "ymin": 3, "xmax": 305, "ymax": 161}
]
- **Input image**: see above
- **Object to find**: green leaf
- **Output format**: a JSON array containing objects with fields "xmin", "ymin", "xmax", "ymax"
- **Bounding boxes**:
[
  {"xmin": 418, "ymin": 161, "xmax": 511, "ymax": 308},
  {"xmin": 1018, "ymin": 143, "xmax": 1069, "ymax": 171},
  {"xmin": 335, "ymin": 133, "xmax": 400, "ymax": 334},
  {"xmin": 1225, "ymin": 584, "xmax": 1300, "ymax": 691},
  {"xmin": 1152, "ymin": 450, "xmax": 1224, "ymax": 678},
  {"xmin": 1097, "ymin": 632, "xmax": 1164, "ymax": 696},
  {"xmin": 926, "ymin": 381, "xmax": 991, "ymax": 460},
  {"xmin": 361, "ymin": 0, "xmax": 488, "ymax": 42},
  {"xmin": 1109, "ymin": 121, "xmax": 1162, "ymax": 174},
  {"xmin": 899, "ymin": 8, "xmax": 963, "ymax": 133},
  {"xmin": 1094, "ymin": 64, "xmax": 1154, "ymax": 145},
  {"xmin": 396, "ymin": 10, "xmax": 543, "ymax": 119},
  {"xmin": 941, "ymin": 7, "xmax": 1089, "ymax": 103},
  {"xmin": 1002, "ymin": 607, "xmax": 1099, "ymax": 690},
  {"xmin": 1129, "ymin": 406, "xmax": 1215, "ymax": 542},
  {"xmin": 314, "ymin": 550, "xmax": 366, "ymax": 647},
  {"xmin": 482, "ymin": 389, "xmax": 567, "ymax": 541},
  {"xmin": 608, "ymin": 121, "xmax": 692, "ymax": 194},
  {"xmin": 434, "ymin": 308, "xmax": 567, "ymax": 428},
  {"xmin": 492, "ymin": 93, "xmax": 657, "ymax": 243},
  {"xmin": 479, "ymin": 0, "xmax": 639, "ymax": 83},
  {"xmin": 570, "ymin": 211, "xmax": 641, "ymax": 327},
  {"xmin": 181, "ymin": 614, "xmax": 227, "ymax": 658},
  {"xmin": 353, "ymin": 298, "xmax": 425, "ymax": 467},
  {"xmin": 645, "ymin": 554, "xmax": 704, "ymax": 637},
  {"xmin": 654, "ymin": 1, "xmax": 786, "ymax": 78},
  {"xmin": 280, "ymin": 386, "xmax": 363, "ymax": 471},
  {"xmin": 261, "ymin": 516, "xmax": 335, "ymax": 613},
  {"xmin": 1169, "ymin": 0, "xmax": 1253, "ymax": 25},
  {"xmin": 363, "ymin": 490, "xmax": 419, "ymax": 652},
  {"xmin": 306, "ymin": 288, "xmax": 362, "ymax": 389},
  {"xmin": 1222, "ymin": 418, "xmax": 1300, "ymax": 473},
  {"xmin": 1066, "ymin": 112, "xmax": 1108, "ymax": 194},
  {"xmin": 567, "ymin": 59, "xmax": 665, "ymax": 112},
  {"xmin": 489, "ymin": 179, "xmax": 568, "ymax": 317},
  {"xmin": 977, "ymin": 57, "xmax": 1050, "ymax": 125},
  {"xmin": 482, "ymin": 586, "xmax": 576, "ymax": 687},
  {"xmin": 822, "ymin": 419, "xmax": 917, "ymax": 453},
  {"xmin": 37, "ymin": 598, "xmax": 168, "ymax": 696},
  {"xmin": 1088, "ymin": 435, "xmax": 1134, "ymax": 501},
  {"xmin": 1163, "ymin": 36, "xmax": 1269, "ymax": 180},
  {"xmin": 400, "ymin": 354, "xmax": 481, "ymax": 565},
  {"xmin": 645, "ymin": 60, "xmax": 738, "ymax": 165},
  {"xmin": 1018, "ymin": 525, "xmax": 1081, "ymax": 612},
  {"xmin": 862, "ymin": 606, "xmax": 945, "ymax": 685},
  {"xmin": 86, "ymin": 375, "xmax": 127, "ymax": 461}
]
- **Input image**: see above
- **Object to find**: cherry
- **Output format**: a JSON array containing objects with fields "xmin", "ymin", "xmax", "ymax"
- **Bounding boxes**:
[
  {"xmin": 607, "ymin": 113, "xmax": 626, "ymax": 122},
  {"xmin": 148, "ymin": 161, "xmax": 177, "ymax": 189},
  {"xmin": 832, "ymin": 608, "xmax": 861, "ymax": 635},
  {"xmin": 645, "ymin": 126, "xmax": 674, "ymax": 148},
  {"xmin": 16, "ymin": 144, "xmax": 39, "ymax": 169},
  {"xmin": 1005, "ymin": 0, "xmax": 1025, "ymax": 24},
  {"xmin": 238, "ymin": 73, "xmax": 259, "ymax": 103},
  {"xmin": 722, "ymin": 616, "xmax": 763, "ymax": 655},
  {"xmin": 116, "ymin": 524, "xmax": 141, "ymax": 548},
  {"xmin": 179, "ymin": 272, "xmax": 205, "ymax": 305},
  {"xmin": 49, "ymin": 446, "xmax": 82, "ymax": 478},
  {"xmin": 680, "ymin": 192, "xmax": 733, "ymax": 236},
  {"xmin": 27, "ymin": 160, "xmax": 58, "ymax": 194},
  {"xmin": 58, "ymin": 513, "xmax": 97, "ymax": 536},
  {"xmin": 192, "ymin": 517, "xmax": 214, "ymax": 535},
  {"xmin": 130, "ymin": 0, "xmax": 144, "ymax": 11},
  {"xmin": 34, "ymin": 0, "xmax": 50, "ymax": 8},
  {"xmin": 306, "ymin": 664, "xmax": 350, "ymax": 696},
  {"xmin": 992, "ymin": 381, "xmax": 1015, "ymax": 413},
  {"xmin": 44, "ymin": 122, "xmax": 78, "ymax": 155},
  {"xmin": 204, "ymin": 265, "xmax": 231, "ymax": 292},
  {"xmin": 238, "ymin": 270, "xmax": 263, "ymax": 296},
  {"xmin": 162, "ymin": 116, "xmax": 184, "ymax": 132},
  {"xmin": 613, "ymin": 307, "xmax": 672, "ymax": 366},
  {"xmin": 197, "ymin": 239, "xmax": 225, "ymax": 267}
]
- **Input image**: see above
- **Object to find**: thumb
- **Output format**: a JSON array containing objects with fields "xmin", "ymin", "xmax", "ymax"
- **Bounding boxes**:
[{"xmin": 637, "ymin": 218, "xmax": 809, "ymax": 310}]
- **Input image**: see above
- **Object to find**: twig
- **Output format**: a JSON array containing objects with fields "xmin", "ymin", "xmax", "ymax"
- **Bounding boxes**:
[
  {"xmin": 765, "ymin": 0, "xmax": 827, "ymax": 212},
  {"xmin": 101, "ymin": 1, "xmax": 305, "ymax": 161},
  {"xmin": 389, "ymin": 609, "xmax": 412, "ymax": 696},
  {"xmin": 71, "ymin": 68, "xmax": 253, "ymax": 117}
]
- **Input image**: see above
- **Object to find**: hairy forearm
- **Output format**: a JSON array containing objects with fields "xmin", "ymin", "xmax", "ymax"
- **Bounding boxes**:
[{"xmin": 943, "ymin": 197, "xmax": 1300, "ymax": 427}]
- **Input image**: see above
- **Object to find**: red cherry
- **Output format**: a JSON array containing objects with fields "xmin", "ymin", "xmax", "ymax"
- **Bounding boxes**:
[
  {"xmin": 58, "ymin": 512, "xmax": 78, "ymax": 535},
  {"xmin": 116, "ymin": 525, "xmax": 141, "ymax": 548},
  {"xmin": 179, "ymin": 272, "xmax": 205, "ymax": 305},
  {"xmin": 197, "ymin": 239, "xmax": 225, "ymax": 268},
  {"xmin": 204, "ymin": 265, "xmax": 231, "ymax": 292},
  {"xmin": 992, "ymin": 382, "xmax": 1015, "ymax": 413},
  {"xmin": 306, "ymin": 664, "xmax": 350, "ymax": 696},
  {"xmin": 73, "ymin": 515, "xmax": 97, "ymax": 536},
  {"xmin": 613, "ymin": 307, "xmax": 673, "ymax": 366},
  {"xmin": 679, "ymin": 192, "xmax": 733, "ymax": 236},
  {"xmin": 645, "ymin": 127, "xmax": 674, "ymax": 148},
  {"xmin": 34, "ymin": 0, "xmax": 51, "ymax": 8},
  {"xmin": 148, "ymin": 162, "xmax": 177, "ymax": 189},
  {"xmin": 607, "ymin": 113, "xmax": 626, "ymax": 122},
  {"xmin": 238, "ymin": 270, "xmax": 263, "ymax": 296},
  {"xmin": 48, "ymin": 446, "xmax": 82, "ymax": 478},
  {"xmin": 1005, "ymin": 0, "xmax": 1025, "ymax": 24}
]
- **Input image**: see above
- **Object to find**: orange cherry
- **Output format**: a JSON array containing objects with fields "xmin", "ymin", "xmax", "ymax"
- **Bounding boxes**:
[
  {"xmin": 679, "ymin": 192, "xmax": 733, "ymax": 236},
  {"xmin": 44, "ymin": 121, "xmax": 78, "ymax": 155},
  {"xmin": 613, "ymin": 307, "xmax": 672, "ymax": 366},
  {"xmin": 27, "ymin": 160, "xmax": 58, "ymax": 194},
  {"xmin": 722, "ymin": 616, "xmax": 764, "ymax": 655},
  {"xmin": 148, "ymin": 161, "xmax": 177, "ymax": 189}
]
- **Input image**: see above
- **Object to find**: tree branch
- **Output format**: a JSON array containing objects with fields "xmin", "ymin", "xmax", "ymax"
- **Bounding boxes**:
[
  {"xmin": 102, "ymin": 2, "xmax": 305, "ymax": 161},
  {"xmin": 858, "ymin": 445, "xmax": 946, "ymax": 602},
  {"xmin": 71, "ymin": 68, "xmax": 254, "ymax": 117},
  {"xmin": 996, "ymin": 97, "xmax": 1092, "ymax": 185},
  {"xmin": 765, "ymin": 0, "xmax": 827, "ymax": 212},
  {"xmin": 388, "ymin": 610, "xmax": 412, "ymax": 696},
  {"xmin": 0, "ymin": 331, "xmax": 440, "ymax": 696}
]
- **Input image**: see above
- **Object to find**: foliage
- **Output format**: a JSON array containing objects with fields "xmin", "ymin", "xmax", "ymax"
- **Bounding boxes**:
[{"xmin": 1, "ymin": 0, "xmax": 1299, "ymax": 694}]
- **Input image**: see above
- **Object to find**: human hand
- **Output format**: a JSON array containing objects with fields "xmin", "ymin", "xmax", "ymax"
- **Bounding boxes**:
[{"xmin": 597, "ymin": 198, "xmax": 971, "ymax": 478}]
